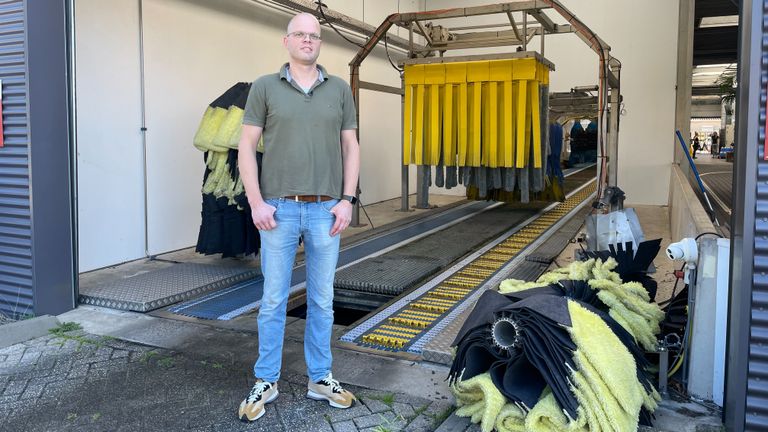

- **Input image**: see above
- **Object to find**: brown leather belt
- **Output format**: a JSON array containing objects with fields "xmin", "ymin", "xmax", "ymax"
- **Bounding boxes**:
[{"xmin": 284, "ymin": 195, "xmax": 334, "ymax": 202}]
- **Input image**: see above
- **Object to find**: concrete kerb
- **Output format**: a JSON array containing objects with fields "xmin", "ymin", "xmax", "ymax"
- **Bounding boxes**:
[{"xmin": 0, "ymin": 315, "xmax": 60, "ymax": 349}]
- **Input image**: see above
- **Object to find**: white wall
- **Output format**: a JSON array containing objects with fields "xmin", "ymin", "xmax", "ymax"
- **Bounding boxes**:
[
  {"xmin": 424, "ymin": 0, "xmax": 679, "ymax": 205},
  {"xmin": 75, "ymin": 0, "xmax": 422, "ymax": 269},
  {"xmin": 75, "ymin": 0, "xmax": 145, "ymax": 272}
]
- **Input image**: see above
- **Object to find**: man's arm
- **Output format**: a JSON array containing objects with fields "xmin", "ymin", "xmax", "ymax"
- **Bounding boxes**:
[
  {"xmin": 238, "ymin": 124, "xmax": 277, "ymax": 230},
  {"xmin": 329, "ymin": 129, "xmax": 360, "ymax": 236}
]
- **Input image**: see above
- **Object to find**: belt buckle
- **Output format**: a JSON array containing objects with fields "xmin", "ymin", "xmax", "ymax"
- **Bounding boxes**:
[{"xmin": 294, "ymin": 195, "xmax": 300, "ymax": 202}]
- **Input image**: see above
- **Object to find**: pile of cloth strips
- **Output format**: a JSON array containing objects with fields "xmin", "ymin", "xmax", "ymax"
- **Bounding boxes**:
[
  {"xmin": 449, "ymin": 240, "xmax": 664, "ymax": 432},
  {"xmin": 192, "ymin": 82, "xmax": 261, "ymax": 257}
]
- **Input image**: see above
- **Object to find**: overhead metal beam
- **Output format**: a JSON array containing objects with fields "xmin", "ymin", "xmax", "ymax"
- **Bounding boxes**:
[
  {"xmin": 529, "ymin": 9, "xmax": 556, "ymax": 32},
  {"xmin": 359, "ymin": 80, "xmax": 403, "ymax": 95},
  {"xmin": 415, "ymin": 24, "xmax": 574, "ymax": 52},
  {"xmin": 506, "ymin": 12, "xmax": 522, "ymax": 40},
  {"xmin": 255, "ymin": 0, "xmax": 420, "ymax": 52},
  {"xmin": 394, "ymin": 1, "xmax": 552, "ymax": 23}
]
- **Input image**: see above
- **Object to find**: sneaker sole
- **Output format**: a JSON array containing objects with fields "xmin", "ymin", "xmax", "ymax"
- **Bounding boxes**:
[
  {"xmin": 306, "ymin": 390, "xmax": 352, "ymax": 409},
  {"xmin": 238, "ymin": 390, "xmax": 280, "ymax": 422}
]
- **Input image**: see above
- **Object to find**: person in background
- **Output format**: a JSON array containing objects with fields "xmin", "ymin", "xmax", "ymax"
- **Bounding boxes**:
[
  {"xmin": 236, "ymin": 12, "xmax": 360, "ymax": 423},
  {"xmin": 710, "ymin": 131, "xmax": 720, "ymax": 156},
  {"xmin": 692, "ymin": 135, "xmax": 700, "ymax": 159}
]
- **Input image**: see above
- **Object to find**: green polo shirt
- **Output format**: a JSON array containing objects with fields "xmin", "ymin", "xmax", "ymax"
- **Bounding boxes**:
[{"xmin": 242, "ymin": 63, "xmax": 357, "ymax": 200}]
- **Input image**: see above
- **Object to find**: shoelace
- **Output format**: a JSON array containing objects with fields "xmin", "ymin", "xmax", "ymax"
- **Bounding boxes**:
[
  {"xmin": 246, "ymin": 381, "xmax": 271, "ymax": 403},
  {"xmin": 320, "ymin": 374, "xmax": 344, "ymax": 393}
]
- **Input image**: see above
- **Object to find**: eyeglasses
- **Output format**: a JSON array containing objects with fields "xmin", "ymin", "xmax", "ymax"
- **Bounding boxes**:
[{"xmin": 287, "ymin": 31, "xmax": 321, "ymax": 41}]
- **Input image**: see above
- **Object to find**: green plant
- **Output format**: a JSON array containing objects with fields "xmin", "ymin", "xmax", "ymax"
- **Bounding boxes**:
[
  {"xmin": 140, "ymin": 351, "xmax": 159, "ymax": 363},
  {"xmin": 367, "ymin": 392, "xmax": 396, "ymax": 407},
  {"xmin": 49, "ymin": 322, "xmax": 83, "ymax": 334},
  {"xmin": 715, "ymin": 72, "xmax": 736, "ymax": 106},
  {"xmin": 157, "ymin": 357, "xmax": 175, "ymax": 368}
]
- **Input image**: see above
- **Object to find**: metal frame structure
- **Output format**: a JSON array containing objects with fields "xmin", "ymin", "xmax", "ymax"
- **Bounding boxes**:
[{"xmin": 348, "ymin": 0, "xmax": 622, "ymax": 221}]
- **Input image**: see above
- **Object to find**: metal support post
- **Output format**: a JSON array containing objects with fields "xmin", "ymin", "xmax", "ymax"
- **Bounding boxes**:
[
  {"xmin": 522, "ymin": 12, "xmax": 528, "ymax": 51},
  {"xmin": 607, "ymin": 88, "xmax": 620, "ymax": 189},
  {"xmin": 658, "ymin": 346, "xmax": 669, "ymax": 397},
  {"xmin": 400, "ymin": 75, "xmax": 411, "ymax": 212}
]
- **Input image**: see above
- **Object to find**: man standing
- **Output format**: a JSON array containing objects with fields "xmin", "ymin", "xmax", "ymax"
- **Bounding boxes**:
[{"xmin": 237, "ymin": 12, "xmax": 360, "ymax": 422}]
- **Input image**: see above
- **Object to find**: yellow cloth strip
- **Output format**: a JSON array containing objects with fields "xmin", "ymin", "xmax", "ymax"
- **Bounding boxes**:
[
  {"xmin": 530, "ymin": 83, "xmax": 542, "ymax": 168},
  {"xmin": 429, "ymin": 84, "xmax": 441, "ymax": 165},
  {"xmin": 443, "ymin": 84, "xmax": 456, "ymax": 166},
  {"xmin": 457, "ymin": 82, "xmax": 468, "ymax": 166},
  {"xmin": 487, "ymin": 82, "xmax": 498, "ymax": 168},
  {"xmin": 515, "ymin": 80, "xmax": 527, "ymax": 168},
  {"xmin": 403, "ymin": 84, "xmax": 412, "ymax": 165},
  {"xmin": 500, "ymin": 81, "xmax": 514, "ymax": 167},
  {"xmin": 524, "ymin": 82, "xmax": 532, "ymax": 166},
  {"xmin": 468, "ymin": 82, "xmax": 482, "ymax": 167},
  {"xmin": 414, "ymin": 84, "xmax": 425, "ymax": 165}
]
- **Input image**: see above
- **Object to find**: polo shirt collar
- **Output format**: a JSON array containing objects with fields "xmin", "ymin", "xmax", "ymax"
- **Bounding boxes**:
[{"xmin": 279, "ymin": 63, "xmax": 328, "ymax": 83}]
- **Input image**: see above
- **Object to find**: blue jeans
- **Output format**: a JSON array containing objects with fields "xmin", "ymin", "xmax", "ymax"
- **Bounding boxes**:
[{"xmin": 254, "ymin": 198, "xmax": 340, "ymax": 383}]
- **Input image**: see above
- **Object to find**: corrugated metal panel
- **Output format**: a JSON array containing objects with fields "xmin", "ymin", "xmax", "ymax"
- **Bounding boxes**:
[
  {"xmin": 0, "ymin": 0, "xmax": 31, "ymax": 319},
  {"xmin": 746, "ymin": 1, "xmax": 768, "ymax": 429}
]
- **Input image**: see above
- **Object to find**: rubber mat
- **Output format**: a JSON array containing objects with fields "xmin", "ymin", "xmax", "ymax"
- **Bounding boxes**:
[
  {"xmin": 167, "ymin": 200, "xmax": 498, "ymax": 320},
  {"xmin": 78, "ymin": 263, "xmax": 260, "ymax": 312},
  {"xmin": 334, "ymin": 255, "xmax": 443, "ymax": 296},
  {"xmin": 334, "ymin": 207, "xmax": 536, "ymax": 296}
]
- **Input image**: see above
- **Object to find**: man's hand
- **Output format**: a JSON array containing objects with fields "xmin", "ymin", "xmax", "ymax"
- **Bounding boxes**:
[
  {"xmin": 251, "ymin": 201, "xmax": 277, "ymax": 231},
  {"xmin": 329, "ymin": 199, "xmax": 353, "ymax": 236}
]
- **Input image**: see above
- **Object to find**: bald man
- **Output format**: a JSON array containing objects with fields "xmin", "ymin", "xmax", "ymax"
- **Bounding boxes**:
[{"xmin": 237, "ymin": 12, "xmax": 360, "ymax": 422}]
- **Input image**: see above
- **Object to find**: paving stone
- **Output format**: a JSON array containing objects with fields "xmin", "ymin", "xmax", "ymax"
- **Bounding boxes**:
[
  {"xmin": 67, "ymin": 364, "xmax": 90, "ymax": 379},
  {"xmin": 19, "ymin": 383, "xmax": 44, "ymax": 400},
  {"xmin": 3, "ymin": 379, "xmax": 27, "ymax": 396},
  {"xmin": 392, "ymin": 402, "xmax": 416, "ymax": 420},
  {"xmin": 110, "ymin": 349, "xmax": 130, "ymax": 360},
  {"xmin": 354, "ymin": 411, "xmax": 404, "ymax": 430},
  {"xmin": 0, "ymin": 343, "xmax": 25, "ymax": 354},
  {"xmin": 358, "ymin": 395, "xmax": 391, "ymax": 414},
  {"xmin": 18, "ymin": 350, "xmax": 41, "ymax": 365},
  {"xmin": 403, "ymin": 414, "xmax": 436, "ymax": 432},
  {"xmin": 326, "ymin": 401, "xmax": 372, "ymax": 422},
  {"xmin": 332, "ymin": 419, "xmax": 359, "ymax": 432}
]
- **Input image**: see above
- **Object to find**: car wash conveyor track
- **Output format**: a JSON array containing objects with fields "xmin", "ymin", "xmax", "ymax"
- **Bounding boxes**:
[
  {"xmin": 338, "ymin": 178, "xmax": 596, "ymax": 356},
  {"xmin": 168, "ymin": 166, "xmax": 595, "ymax": 322}
]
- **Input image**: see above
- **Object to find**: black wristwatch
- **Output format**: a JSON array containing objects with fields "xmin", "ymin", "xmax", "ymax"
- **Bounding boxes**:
[{"xmin": 342, "ymin": 194, "xmax": 358, "ymax": 205}]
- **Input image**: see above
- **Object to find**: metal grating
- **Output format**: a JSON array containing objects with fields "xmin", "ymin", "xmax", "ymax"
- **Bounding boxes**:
[
  {"xmin": 0, "ymin": 1, "xmax": 31, "ymax": 319},
  {"xmin": 78, "ymin": 263, "xmax": 260, "ymax": 313}
]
